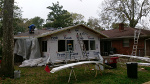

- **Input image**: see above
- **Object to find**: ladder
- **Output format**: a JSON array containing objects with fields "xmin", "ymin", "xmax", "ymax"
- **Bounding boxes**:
[
  {"xmin": 131, "ymin": 29, "xmax": 141, "ymax": 56},
  {"xmin": 76, "ymin": 33, "xmax": 88, "ymax": 59},
  {"xmin": 65, "ymin": 44, "xmax": 73, "ymax": 63}
]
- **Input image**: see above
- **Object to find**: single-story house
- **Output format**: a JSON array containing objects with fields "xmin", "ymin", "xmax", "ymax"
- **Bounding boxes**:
[
  {"xmin": 100, "ymin": 23, "xmax": 150, "ymax": 56},
  {"xmin": 14, "ymin": 24, "xmax": 107, "ymax": 63}
]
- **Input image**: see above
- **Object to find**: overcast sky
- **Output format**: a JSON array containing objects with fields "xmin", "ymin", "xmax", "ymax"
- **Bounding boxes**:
[{"xmin": 14, "ymin": 0, "xmax": 103, "ymax": 22}]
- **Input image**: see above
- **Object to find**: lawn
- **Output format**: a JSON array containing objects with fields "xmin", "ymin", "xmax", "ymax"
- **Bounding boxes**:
[{"xmin": 0, "ymin": 62, "xmax": 150, "ymax": 84}]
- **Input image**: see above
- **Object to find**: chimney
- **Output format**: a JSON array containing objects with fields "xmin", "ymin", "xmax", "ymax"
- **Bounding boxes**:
[{"xmin": 119, "ymin": 23, "xmax": 124, "ymax": 31}]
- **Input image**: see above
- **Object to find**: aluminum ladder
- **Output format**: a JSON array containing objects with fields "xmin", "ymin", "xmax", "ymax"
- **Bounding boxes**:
[
  {"xmin": 76, "ymin": 33, "xmax": 88, "ymax": 59},
  {"xmin": 131, "ymin": 29, "xmax": 141, "ymax": 56}
]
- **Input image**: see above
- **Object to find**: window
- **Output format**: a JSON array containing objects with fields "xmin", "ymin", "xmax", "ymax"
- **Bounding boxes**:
[
  {"xmin": 42, "ymin": 41, "xmax": 47, "ymax": 52},
  {"xmin": 58, "ymin": 40, "xmax": 74, "ymax": 52},
  {"xmin": 83, "ymin": 40, "xmax": 89, "ymax": 50},
  {"xmin": 90, "ymin": 40, "xmax": 95, "ymax": 50},
  {"xmin": 83, "ymin": 40, "xmax": 96, "ymax": 51},
  {"xmin": 67, "ymin": 40, "xmax": 74, "ymax": 51},
  {"xmin": 58, "ymin": 40, "xmax": 65, "ymax": 52},
  {"xmin": 123, "ymin": 39, "xmax": 129, "ymax": 47}
]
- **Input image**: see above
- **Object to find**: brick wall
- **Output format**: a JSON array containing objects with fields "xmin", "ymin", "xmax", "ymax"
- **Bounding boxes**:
[{"xmin": 111, "ymin": 39, "xmax": 145, "ymax": 56}]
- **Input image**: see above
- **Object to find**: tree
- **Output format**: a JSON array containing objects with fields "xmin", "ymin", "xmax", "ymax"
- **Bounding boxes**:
[
  {"xmin": 71, "ymin": 13, "xmax": 86, "ymax": 25},
  {"xmin": 0, "ymin": 0, "xmax": 14, "ymax": 78},
  {"xmin": 30, "ymin": 16, "xmax": 44, "ymax": 29},
  {"xmin": 46, "ymin": 2, "xmax": 73, "ymax": 28},
  {"xmin": 99, "ymin": 0, "xmax": 150, "ymax": 29},
  {"xmin": 0, "ymin": 1, "xmax": 24, "ymax": 35},
  {"xmin": 14, "ymin": 18, "xmax": 27, "ymax": 34},
  {"xmin": 87, "ymin": 17, "xmax": 104, "ymax": 31},
  {"xmin": 13, "ymin": 5, "xmax": 25, "ymax": 34}
]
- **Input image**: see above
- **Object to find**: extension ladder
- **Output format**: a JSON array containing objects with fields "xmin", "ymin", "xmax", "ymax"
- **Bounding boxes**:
[
  {"xmin": 131, "ymin": 29, "xmax": 141, "ymax": 56},
  {"xmin": 76, "ymin": 33, "xmax": 88, "ymax": 59}
]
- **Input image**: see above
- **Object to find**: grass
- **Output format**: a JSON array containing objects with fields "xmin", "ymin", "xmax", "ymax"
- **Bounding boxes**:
[{"xmin": 0, "ymin": 62, "xmax": 150, "ymax": 84}]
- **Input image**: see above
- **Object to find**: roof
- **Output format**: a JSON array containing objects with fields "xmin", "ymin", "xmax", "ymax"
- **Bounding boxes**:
[
  {"xmin": 14, "ymin": 24, "xmax": 108, "ymax": 39},
  {"xmin": 100, "ymin": 27, "xmax": 150, "ymax": 39}
]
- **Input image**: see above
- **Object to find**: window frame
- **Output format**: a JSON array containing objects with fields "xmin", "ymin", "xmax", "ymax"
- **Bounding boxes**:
[
  {"xmin": 123, "ymin": 39, "xmax": 129, "ymax": 47},
  {"xmin": 42, "ymin": 41, "xmax": 47, "ymax": 52},
  {"xmin": 58, "ymin": 40, "xmax": 74, "ymax": 52},
  {"xmin": 90, "ymin": 40, "xmax": 96, "ymax": 50},
  {"xmin": 83, "ymin": 40, "xmax": 96, "ymax": 51}
]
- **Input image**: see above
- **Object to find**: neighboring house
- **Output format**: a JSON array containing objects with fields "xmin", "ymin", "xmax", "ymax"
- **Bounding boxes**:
[
  {"xmin": 14, "ymin": 24, "xmax": 107, "ymax": 63},
  {"xmin": 100, "ymin": 23, "xmax": 150, "ymax": 56}
]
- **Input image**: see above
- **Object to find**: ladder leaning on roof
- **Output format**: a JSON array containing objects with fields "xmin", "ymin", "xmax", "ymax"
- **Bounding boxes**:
[
  {"xmin": 131, "ymin": 29, "xmax": 141, "ymax": 56},
  {"xmin": 76, "ymin": 33, "xmax": 88, "ymax": 60}
]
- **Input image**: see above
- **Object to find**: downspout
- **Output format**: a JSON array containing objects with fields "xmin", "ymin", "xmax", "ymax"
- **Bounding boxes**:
[{"xmin": 145, "ymin": 38, "xmax": 150, "ymax": 56}]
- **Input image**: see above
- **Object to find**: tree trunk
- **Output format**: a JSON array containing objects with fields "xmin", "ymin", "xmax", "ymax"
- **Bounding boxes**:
[{"xmin": 0, "ymin": 0, "xmax": 14, "ymax": 78}]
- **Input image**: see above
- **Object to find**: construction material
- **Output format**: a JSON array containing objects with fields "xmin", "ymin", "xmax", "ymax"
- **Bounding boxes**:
[
  {"xmin": 138, "ymin": 63, "xmax": 150, "ymax": 66},
  {"xmin": 110, "ymin": 54, "xmax": 150, "ymax": 62},
  {"xmin": 50, "ymin": 61, "xmax": 99, "ymax": 73},
  {"xmin": 50, "ymin": 54, "xmax": 105, "ymax": 73},
  {"xmin": 19, "ymin": 56, "xmax": 48, "ymax": 67},
  {"xmin": 131, "ymin": 29, "xmax": 141, "ymax": 56},
  {"xmin": 50, "ymin": 61, "xmax": 111, "ymax": 73}
]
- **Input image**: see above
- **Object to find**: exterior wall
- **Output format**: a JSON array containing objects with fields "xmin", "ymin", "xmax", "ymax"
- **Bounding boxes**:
[
  {"xmin": 41, "ymin": 26, "xmax": 101, "ymax": 63},
  {"xmin": 111, "ymin": 39, "xmax": 145, "ymax": 56},
  {"xmin": 146, "ymin": 39, "xmax": 150, "ymax": 56}
]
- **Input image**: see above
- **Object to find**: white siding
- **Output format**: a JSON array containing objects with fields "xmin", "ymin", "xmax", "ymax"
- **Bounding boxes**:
[{"xmin": 42, "ymin": 27, "xmax": 101, "ymax": 63}]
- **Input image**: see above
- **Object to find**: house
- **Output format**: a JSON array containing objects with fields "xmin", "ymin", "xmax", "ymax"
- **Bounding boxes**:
[
  {"xmin": 14, "ymin": 24, "xmax": 107, "ymax": 63},
  {"xmin": 100, "ymin": 23, "xmax": 150, "ymax": 56}
]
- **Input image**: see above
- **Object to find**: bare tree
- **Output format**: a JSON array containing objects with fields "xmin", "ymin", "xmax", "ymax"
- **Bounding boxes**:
[
  {"xmin": 99, "ymin": 0, "xmax": 150, "ymax": 29},
  {"xmin": 87, "ymin": 17, "xmax": 104, "ymax": 31},
  {"xmin": 0, "ymin": 0, "xmax": 14, "ymax": 78}
]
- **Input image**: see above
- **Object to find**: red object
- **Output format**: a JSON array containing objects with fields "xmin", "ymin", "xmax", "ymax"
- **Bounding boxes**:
[
  {"xmin": 110, "ymin": 57, "xmax": 119, "ymax": 64},
  {"xmin": 45, "ymin": 65, "xmax": 50, "ymax": 73},
  {"xmin": 0, "ymin": 60, "xmax": 1, "ymax": 64}
]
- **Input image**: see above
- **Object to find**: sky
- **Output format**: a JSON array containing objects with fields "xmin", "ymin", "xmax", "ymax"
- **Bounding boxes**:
[{"xmin": 14, "ymin": 0, "xmax": 103, "ymax": 22}]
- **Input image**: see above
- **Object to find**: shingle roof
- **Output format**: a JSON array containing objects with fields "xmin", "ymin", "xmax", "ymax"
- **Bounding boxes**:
[
  {"xmin": 100, "ymin": 27, "xmax": 150, "ymax": 38},
  {"xmin": 14, "ymin": 24, "xmax": 108, "ymax": 39}
]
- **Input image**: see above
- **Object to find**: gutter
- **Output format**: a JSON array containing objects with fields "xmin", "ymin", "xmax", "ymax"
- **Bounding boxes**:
[
  {"xmin": 14, "ymin": 36, "xmax": 36, "ymax": 39},
  {"xmin": 101, "ymin": 35, "xmax": 150, "ymax": 40}
]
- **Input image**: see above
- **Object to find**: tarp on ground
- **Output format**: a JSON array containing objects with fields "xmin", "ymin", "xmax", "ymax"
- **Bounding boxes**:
[{"xmin": 19, "ymin": 56, "xmax": 49, "ymax": 67}]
